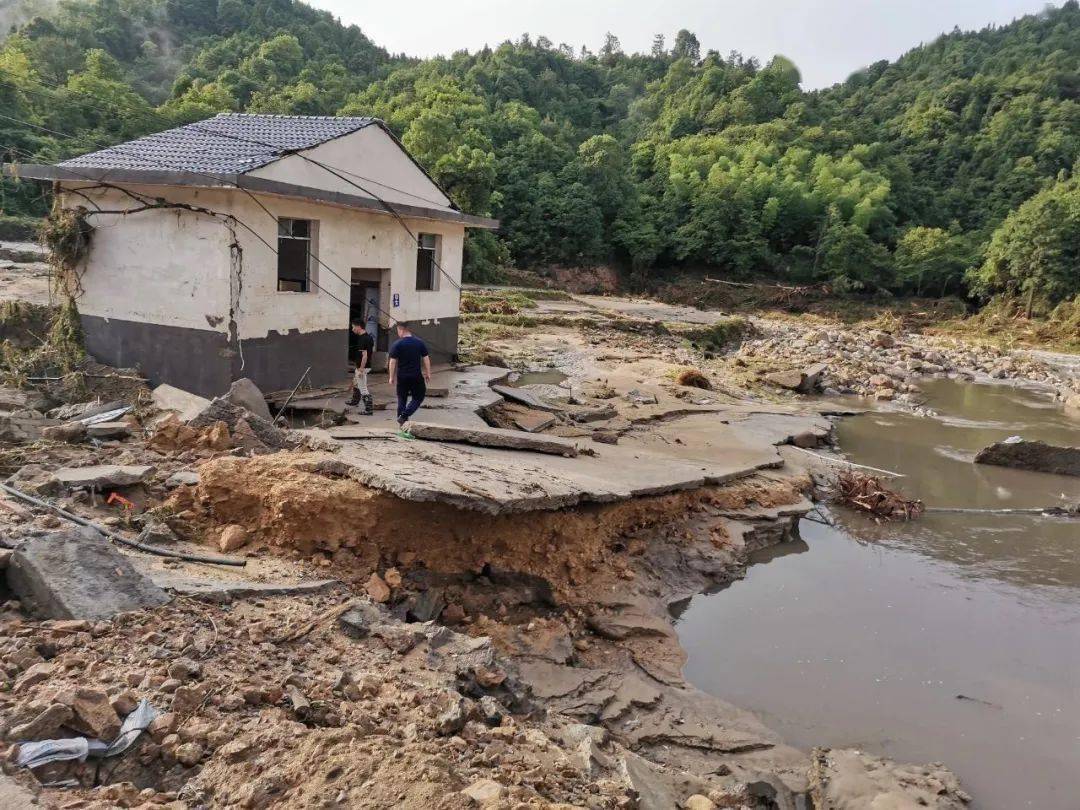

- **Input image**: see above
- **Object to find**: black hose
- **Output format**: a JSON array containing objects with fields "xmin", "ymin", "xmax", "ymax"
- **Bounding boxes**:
[{"xmin": 0, "ymin": 482, "xmax": 247, "ymax": 567}]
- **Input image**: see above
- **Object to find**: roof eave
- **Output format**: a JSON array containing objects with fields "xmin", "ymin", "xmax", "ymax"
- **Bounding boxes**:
[{"xmin": 3, "ymin": 164, "xmax": 500, "ymax": 230}]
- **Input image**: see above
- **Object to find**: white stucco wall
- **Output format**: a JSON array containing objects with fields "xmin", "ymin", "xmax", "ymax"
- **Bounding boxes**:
[
  {"xmin": 227, "ymin": 189, "xmax": 463, "ymax": 340},
  {"xmin": 248, "ymin": 125, "xmax": 455, "ymax": 212},
  {"xmin": 63, "ymin": 185, "xmax": 233, "ymax": 335},
  {"xmin": 61, "ymin": 182, "xmax": 464, "ymax": 341}
]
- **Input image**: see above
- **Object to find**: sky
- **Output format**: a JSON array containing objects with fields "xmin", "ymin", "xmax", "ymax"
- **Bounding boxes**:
[{"xmin": 309, "ymin": 0, "xmax": 1055, "ymax": 89}]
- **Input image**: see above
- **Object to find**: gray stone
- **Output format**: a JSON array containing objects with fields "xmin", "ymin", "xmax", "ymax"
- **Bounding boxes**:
[
  {"xmin": 406, "ymin": 587, "xmax": 446, "ymax": 623},
  {"xmin": 0, "ymin": 386, "xmax": 51, "ymax": 413},
  {"xmin": 151, "ymin": 384, "xmax": 211, "ymax": 422},
  {"xmin": 86, "ymin": 421, "xmax": 131, "ymax": 439},
  {"xmin": 974, "ymin": 438, "xmax": 1080, "ymax": 477},
  {"xmin": 137, "ymin": 520, "xmax": 177, "ymax": 546},
  {"xmin": 7, "ymin": 530, "xmax": 171, "ymax": 620},
  {"xmin": 0, "ymin": 414, "xmax": 52, "ymax": 443},
  {"xmin": 164, "ymin": 470, "xmax": 200, "ymax": 488},
  {"xmin": 765, "ymin": 363, "xmax": 827, "ymax": 394},
  {"xmin": 491, "ymin": 384, "xmax": 560, "ymax": 412},
  {"xmin": 586, "ymin": 609, "xmax": 673, "ymax": 641},
  {"xmin": 405, "ymin": 421, "xmax": 580, "ymax": 457},
  {"xmin": 9, "ymin": 703, "xmax": 72, "ymax": 741},
  {"xmin": 618, "ymin": 749, "xmax": 712, "ymax": 810},
  {"xmin": 225, "ymin": 378, "xmax": 273, "ymax": 422},
  {"xmin": 435, "ymin": 692, "xmax": 467, "ymax": 735},
  {"xmin": 51, "ymin": 464, "xmax": 155, "ymax": 490},
  {"xmin": 40, "ymin": 422, "xmax": 87, "ymax": 443}
]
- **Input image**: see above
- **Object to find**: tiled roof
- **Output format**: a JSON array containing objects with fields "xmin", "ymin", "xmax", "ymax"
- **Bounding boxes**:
[{"xmin": 59, "ymin": 113, "xmax": 376, "ymax": 175}]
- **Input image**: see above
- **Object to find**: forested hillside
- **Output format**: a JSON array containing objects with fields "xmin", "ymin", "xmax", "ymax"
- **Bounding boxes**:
[{"xmin": 1, "ymin": 0, "xmax": 1077, "ymax": 308}]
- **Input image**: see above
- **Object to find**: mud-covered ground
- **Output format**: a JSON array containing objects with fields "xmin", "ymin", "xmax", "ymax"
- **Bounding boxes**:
[{"xmin": 5, "ymin": 274, "xmax": 1066, "ymax": 807}]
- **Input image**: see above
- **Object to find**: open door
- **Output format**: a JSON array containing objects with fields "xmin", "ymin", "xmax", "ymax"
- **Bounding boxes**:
[{"xmin": 350, "ymin": 268, "xmax": 390, "ymax": 370}]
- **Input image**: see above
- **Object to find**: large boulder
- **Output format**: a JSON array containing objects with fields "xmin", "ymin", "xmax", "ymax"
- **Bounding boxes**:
[
  {"xmin": 974, "ymin": 437, "xmax": 1080, "ymax": 477},
  {"xmin": 6, "ymin": 530, "xmax": 170, "ymax": 620},
  {"xmin": 225, "ymin": 378, "xmax": 273, "ymax": 422}
]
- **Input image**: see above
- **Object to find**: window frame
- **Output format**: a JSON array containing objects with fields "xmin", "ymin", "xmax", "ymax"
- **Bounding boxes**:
[
  {"xmin": 415, "ymin": 232, "xmax": 440, "ymax": 292},
  {"xmin": 276, "ymin": 217, "xmax": 319, "ymax": 293}
]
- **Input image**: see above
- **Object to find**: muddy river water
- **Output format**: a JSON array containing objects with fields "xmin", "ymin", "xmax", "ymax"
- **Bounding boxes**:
[{"xmin": 674, "ymin": 378, "xmax": 1080, "ymax": 809}]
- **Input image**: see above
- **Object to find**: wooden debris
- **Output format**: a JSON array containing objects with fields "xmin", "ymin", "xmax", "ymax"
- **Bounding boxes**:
[{"xmin": 830, "ymin": 471, "xmax": 923, "ymax": 522}]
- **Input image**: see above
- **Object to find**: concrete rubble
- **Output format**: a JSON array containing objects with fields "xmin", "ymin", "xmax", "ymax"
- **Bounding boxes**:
[
  {"xmin": 974, "ymin": 436, "xmax": 1080, "ymax": 477},
  {"xmin": 6, "ymin": 530, "xmax": 171, "ymax": 619}
]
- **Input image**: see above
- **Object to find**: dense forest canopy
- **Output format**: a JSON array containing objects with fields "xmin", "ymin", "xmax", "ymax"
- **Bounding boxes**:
[{"xmin": 1, "ymin": 0, "xmax": 1077, "ymax": 307}]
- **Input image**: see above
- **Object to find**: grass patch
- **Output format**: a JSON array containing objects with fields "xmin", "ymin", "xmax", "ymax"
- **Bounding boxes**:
[
  {"xmin": 930, "ymin": 295, "xmax": 1080, "ymax": 352},
  {"xmin": 460, "ymin": 290, "xmax": 539, "ymax": 315}
]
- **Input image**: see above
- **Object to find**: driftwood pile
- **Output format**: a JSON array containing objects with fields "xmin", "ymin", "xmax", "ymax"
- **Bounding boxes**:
[{"xmin": 831, "ymin": 470, "xmax": 924, "ymax": 522}]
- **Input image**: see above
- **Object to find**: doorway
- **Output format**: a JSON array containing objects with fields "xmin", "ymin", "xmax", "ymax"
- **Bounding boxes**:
[{"xmin": 349, "ymin": 268, "xmax": 390, "ymax": 370}]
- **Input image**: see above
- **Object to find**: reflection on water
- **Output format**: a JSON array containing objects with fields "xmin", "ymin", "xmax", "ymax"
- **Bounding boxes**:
[
  {"xmin": 835, "ymin": 378, "xmax": 1080, "ymax": 591},
  {"xmin": 677, "ymin": 377, "xmax": 1080, "ymax": 810}
]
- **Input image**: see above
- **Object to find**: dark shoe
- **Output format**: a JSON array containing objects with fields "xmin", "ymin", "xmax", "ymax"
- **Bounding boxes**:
[
  {"xmin": 346, "ymin": 387, "xmax": 361, "ymax": 407},
  {"xmin": 361, "ymin": 395, "xmax": 373, "ymax": 416}
]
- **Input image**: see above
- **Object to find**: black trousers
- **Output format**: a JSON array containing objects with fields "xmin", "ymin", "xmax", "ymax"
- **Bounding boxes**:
[{"xmin": 396, "ymin": 376, "xmax": 426, "ymax": 421}]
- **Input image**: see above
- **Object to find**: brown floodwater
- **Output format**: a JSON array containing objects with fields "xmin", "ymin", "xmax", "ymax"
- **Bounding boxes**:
[{"xmin": 675, "ymin": 378, "xmax": 1080, "ymax": 809}]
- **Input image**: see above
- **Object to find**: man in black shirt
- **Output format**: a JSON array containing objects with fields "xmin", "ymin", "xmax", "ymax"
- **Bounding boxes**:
[
  {"xmin": 388, "ymin": 321, "xmax": 431, "ymax": 427},
  {"xmin": 347, "ymin": 319, "xmax": 375, "ymax": 415}
]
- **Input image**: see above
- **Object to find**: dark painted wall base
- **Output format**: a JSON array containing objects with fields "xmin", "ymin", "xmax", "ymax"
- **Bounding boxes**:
[
  {"xmin": 81, "ymin": 314, "xmax": 459, "ymax": 398},
  {"xmin": 82, "ymin": 315, "xmax": 232, "ymax": 398},
  {"xmin": 234, "ymin": 327, "xmax": 346, "ymax": 393},
  {"xmin": 408, "ymin": 317, "xmax": 459, "ymax": 365}
]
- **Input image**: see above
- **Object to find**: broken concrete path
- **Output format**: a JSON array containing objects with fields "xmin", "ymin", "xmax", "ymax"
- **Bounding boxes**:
[
  {"xmin": 6, "ymin": 530, "xmax": 170, "ymax": 619},
  {"xmin": 327, "ymin": 430, "xmax": 781, "ymax": 514},
  {"xmin": 225, "ymin": 378, "xmax": 273, "ymax": 422},
  {"xmin": 405, "ymin": 421, "xmax": 580, "ymax": 457},
  {"xmin": 51, "ymin": 464, "xmax": 155, "ymax": 490},
  {"xmin": 974, "ymin": 438, "xmax": 1080, "ymax": 477},
  {"xmin": 491, "ymin": 384, "xmax": 561, "ymax": 412}
]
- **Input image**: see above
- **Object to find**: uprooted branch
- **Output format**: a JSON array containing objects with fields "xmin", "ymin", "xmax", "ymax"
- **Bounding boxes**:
[{"xmin": 829, "ymin": 470, "xmax": 924, "ymax": 522}]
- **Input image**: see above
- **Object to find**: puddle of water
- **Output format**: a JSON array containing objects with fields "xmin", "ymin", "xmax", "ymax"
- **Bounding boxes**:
[
  {"xmin": 509, "ymin": 370, "xmax": 568, "ymax": 387},
  {"xmin": 676, "ymin": 378, "xmax": 1080, "ymax": 809}
]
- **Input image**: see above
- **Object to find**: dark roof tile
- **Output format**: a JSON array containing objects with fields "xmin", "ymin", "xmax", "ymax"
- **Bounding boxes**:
[{"xmin": 59, "ymin": 113, "xmax": 376, "ymax": 175}]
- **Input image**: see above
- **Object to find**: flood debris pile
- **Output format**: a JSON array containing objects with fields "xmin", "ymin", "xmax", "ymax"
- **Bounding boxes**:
[{"xmin": 829, "ymin": 471, "xmax": 925, "ymax": 522}]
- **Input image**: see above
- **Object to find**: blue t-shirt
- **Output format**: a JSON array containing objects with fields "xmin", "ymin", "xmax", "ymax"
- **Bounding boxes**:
[{"xmin": 388, "ymin": 335, "xmax": 429, "ymax": 378}]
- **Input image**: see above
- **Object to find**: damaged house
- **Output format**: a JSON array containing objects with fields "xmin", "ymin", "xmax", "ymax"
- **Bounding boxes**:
[{"xmin": 13, "ymin": 113, "xmax": 498, "ymax": 396}]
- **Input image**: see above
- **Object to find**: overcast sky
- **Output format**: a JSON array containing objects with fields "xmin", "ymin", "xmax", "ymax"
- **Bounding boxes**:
[{"xmin": 309, "ymin": 0, "xmax": 1055, "ymax": 89}]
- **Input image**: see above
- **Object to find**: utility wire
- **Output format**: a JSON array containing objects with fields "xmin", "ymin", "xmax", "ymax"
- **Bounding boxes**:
[
  {"xmin": 1, "ymin": 134, "xmax": 464, "ymax": 358},
  {"xmin": 0, "ymin": 71, "xmax": 472, "ymax": 292}
]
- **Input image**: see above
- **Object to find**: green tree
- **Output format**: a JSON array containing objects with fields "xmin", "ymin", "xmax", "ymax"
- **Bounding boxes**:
[
  {"xmin": 895, "ymin": 226, "xmax": 974, "ymax": 296},
  {"xmin": 970, "ymin": 176, "xmax": 1080, "ymax": 305}
]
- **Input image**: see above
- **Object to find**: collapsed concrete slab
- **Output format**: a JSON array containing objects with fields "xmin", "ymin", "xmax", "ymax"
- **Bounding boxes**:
[
  {"xmin": 151, "ymin": 384, "xmax": 211, "ymax": 422},
  {"xmin": 405, "ymin": 421, "xmax": 580, "ymax": 457},
  {"xmin": 974, "ymin": 438, "xmax": 1080, "ymax": 477},
  {"xmin": 6, "ymin": 530, "xmax": 171, "ymax": 620},
  {"xmin": 328, "ymin": 429, "xmax": 782, "ymax": 514},
  {"xmin": 225, "ymin": 378, "xmax": 273, "ymax": 422},
  {"xmin": 51, "ymin": 464, "xmax": 155, "ymax": 490}
]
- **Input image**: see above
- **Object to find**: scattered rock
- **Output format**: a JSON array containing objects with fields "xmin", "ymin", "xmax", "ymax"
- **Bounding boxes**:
[
  {"xmin": 225, "ymin": 378, "xmax": 273, "ymax": 422},
  {"xmin": 0, "ymin": 386, "xmax": 52, "ymax": 412},
  {"xmin": 871, "ymin": 331, "xmax": 896, "ymax": 349},
  {"xmin": 174, "ymin": 741, "xmax": 203, "ymax": 767},
  {"xmin": 435, "ymin": 691, "xmax": 467, "ymax": 735},
  {"xmin": 9, "ymin": 703, "xmax": 72, "ymax": 741},
  {"xmin": 41, "ymin": 422, "xmax": 87, "ymax": 443},
  {"xmin": 86, "ymin": 421, "xmax": 132, "ymax": 439},
  {"xmin": 63, "ymin": 687, "xmax": 121, "ymax": 740},
  {"xmin": 165, "ymin": 470, "xmax": 200, "ymax": 489},
  {"xmin": 151, "ymin": 384, "xmax": 211, "ymax": 423},
  {"xmin": 13, "ymin": 662, "xmax": 54, "ymax": 692},
  {"xmin": 51, "ymin": 464, "xmax": 155, "ymax": 490},
  {"xmin": 684, "ymin": 796, "xmax": 716, "ymax": 810},
  {"xmin": 461, "ymin": 778, "xmax": 505, "ymax": 804},
  {"xmin": 138, "ymin": 520, "xmax": 177, "ymax": 546},
  {"xmin": 217, "ymin": 524, "xmax": 248, "ymax": 553},
  {"xmin": 365, "ymin": 573, "xmax": 391, "ymax": 603},
  {"xmin": 765, "ymin": 363, "xmax": 826, "ymax": 394}
]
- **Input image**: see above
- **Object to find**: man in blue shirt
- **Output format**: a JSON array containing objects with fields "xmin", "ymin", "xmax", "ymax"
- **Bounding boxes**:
[{"xmin": 387, "ymin": 321, "xmax": 431, "ymax": 427}]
